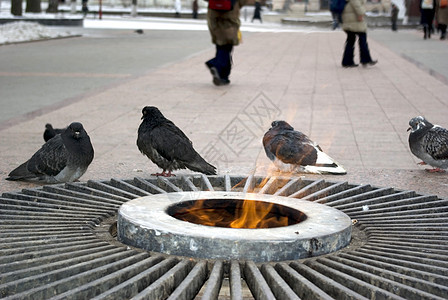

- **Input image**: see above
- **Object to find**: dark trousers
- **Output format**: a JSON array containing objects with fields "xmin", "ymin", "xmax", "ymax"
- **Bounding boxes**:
[
  {"xmin": 439, "ymin": 24, "xmax": 447, "ymax": 39},
  {"xmin": 206, "ymin": 44, "xmax": 233, "ymax": 80},
  {"xmin": 342, "ymin": 31, "xmax": 373, "ymax": 66}
]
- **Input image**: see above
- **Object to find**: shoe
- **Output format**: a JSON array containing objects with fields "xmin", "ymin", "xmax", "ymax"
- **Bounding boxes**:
[
  {"xmin": 342, "ymin": 64, "xmax": 358, "ymax": 68},
  {"xmin": 362, "ymin": 60, "xmax": 378, "ymax": 67},
  {"xmin": 209, "ymin": 66, "xmax": 230, "ymax": 86}
]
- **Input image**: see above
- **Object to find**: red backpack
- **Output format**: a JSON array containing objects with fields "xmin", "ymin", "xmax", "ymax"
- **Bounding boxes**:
[{"xmin": 208, "ymin": 0, "xmax": 235, "ymax": 11}]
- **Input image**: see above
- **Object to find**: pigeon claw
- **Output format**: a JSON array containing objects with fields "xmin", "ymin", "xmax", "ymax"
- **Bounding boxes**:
[
  {"xmin": 151, "ymin": 170, "xmax": 176, "ymax": 177},
  {"xmin": 425, "ymin": 168, "xmax": 446, "ymax": 173}
]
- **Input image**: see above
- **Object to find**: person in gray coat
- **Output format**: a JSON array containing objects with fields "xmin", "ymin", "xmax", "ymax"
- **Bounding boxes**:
[{"xmin": 341, "ymin": 0, "xmax": 377, "ymax": 67}]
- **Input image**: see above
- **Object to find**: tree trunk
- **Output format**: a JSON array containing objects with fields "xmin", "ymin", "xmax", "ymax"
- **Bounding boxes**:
[
  {"xmin": 11, "ymin": 0, "xmax": 23, "ymax": 16},
  {"xmin": 26, "ymin": 0, "xmax": 42, "ymax": 12},
  {"xmin": 46, "ymin": 0, "xmax": 59, "ymax": 12}
]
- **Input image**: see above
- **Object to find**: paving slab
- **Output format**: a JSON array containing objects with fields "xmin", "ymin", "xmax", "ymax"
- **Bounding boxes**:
[{"xmin": 0, "ymin": 27, "xmax": 447, "ymax": 199}]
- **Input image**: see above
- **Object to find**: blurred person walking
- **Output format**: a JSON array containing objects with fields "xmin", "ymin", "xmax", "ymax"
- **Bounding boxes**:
[
  {"xmin": 252, "ymin": 0, "xmax": 263, "ymax": 23},
  {"xmin": 205, "ymin": 0, "xmax": 246, "ymax": 86},
  {"xmin": 436, "ymin": 0, "xmax": 448, "ymax": 39},
  {"xmin": 391, "ymin": 3, "xmax": 399, "ymax": 31},
  {"xmin": 341, "ymin": 0, "xmax": 377, "ymax": 67},
  {"xmin": 421, "ymin": 0, "xmax": 436, "ymax": 39}
]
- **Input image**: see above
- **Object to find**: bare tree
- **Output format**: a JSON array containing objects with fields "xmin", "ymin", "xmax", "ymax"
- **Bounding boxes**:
[
  {"xmin": 46, "ymin": 0, "xmax": 59, "ymax": 12},
  {"xmin": 26, "ymin": 0, "xmax": 42, "ymax": 12},
  {"xmin": 11, "ymin": 0, "xmax": 23, "ymax": 16}
]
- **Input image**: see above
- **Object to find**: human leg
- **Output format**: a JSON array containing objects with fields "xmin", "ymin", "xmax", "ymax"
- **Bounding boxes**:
[
  {"xmin": 440, "ymin": 24, "xmax": 447, "ymax": 40},
  {"xmin": 205, "ymin": 44, "xmax": 233, "ymax": 85},
  {"xmin": 342, "ymin": 31, "xmax": 357, "ymax": 67},
  {"xmin": 358, "ymin": 32, "xmax": 377, "ymax": 66}
]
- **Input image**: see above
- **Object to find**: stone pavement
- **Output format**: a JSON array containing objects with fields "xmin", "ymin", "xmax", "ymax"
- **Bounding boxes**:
[{"xmin": 1, "ymin": 27, "xmax": 447, "ymax": 198}]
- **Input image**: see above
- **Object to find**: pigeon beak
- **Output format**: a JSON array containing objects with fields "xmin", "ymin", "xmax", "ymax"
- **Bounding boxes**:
[
  {"xmin": 407, "ymin": 127, "xmax": 411, "ymax": 132},
  {"xmin": 74, "ymin": 131, "xmax": 81, "ymax": 138}
]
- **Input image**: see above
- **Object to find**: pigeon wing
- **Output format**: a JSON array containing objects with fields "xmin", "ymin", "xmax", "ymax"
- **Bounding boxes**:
[
  {"xmin": 149, "ymin": 123, "xmax": 216, "ymax": 174},
  {"xmin": 268, "ymin": 131, "xmax": 317, "ymax": 166},
  {"xmin": 27, "ymin": 135, "xmax": 68, "ymax": 176},
  {"xmin": 424, "ymin": 126, "xmax": 448, "ymax": 160}
]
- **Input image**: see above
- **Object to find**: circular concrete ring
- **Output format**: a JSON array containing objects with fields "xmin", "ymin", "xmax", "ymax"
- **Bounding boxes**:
[{"xmin": 118, "ymin": 191, "xmax": 352, "ymax": 262}]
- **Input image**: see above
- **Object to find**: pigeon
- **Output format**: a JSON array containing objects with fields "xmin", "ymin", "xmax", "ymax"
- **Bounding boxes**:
[
  {"xmin": 7, "ymin": 122, "xmax": 94, "ymax": 183},
  {"xmin": 407, "ymin": 116, "xmax": 448, "ymax": 173},
  {"xmin": 137, "ymin": 106, "xmax": 217, "ymax": 177},
  {"xmin": 43, "ymin": 123, "xmax": 65, "ymax": 142},
  {"xmin": 263, "ymin": 120, "xmax": 346, "ymax": 175}
]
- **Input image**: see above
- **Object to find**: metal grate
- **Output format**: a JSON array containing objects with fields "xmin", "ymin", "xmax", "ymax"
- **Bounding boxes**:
[{"xmin": 1, "ymin": 175, "xmax": 447, "ymax": 299}]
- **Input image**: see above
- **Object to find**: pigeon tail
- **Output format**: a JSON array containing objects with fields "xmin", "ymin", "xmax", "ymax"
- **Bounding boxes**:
[
  {"xmin": 185, "ymin": 159, "xmax": 217, "ymax": 175},
  {"xmin": 309, "ymin": 150, "xmax": 347, "ymax": 175},
  {"xmin": 6, "ymin": 161, "xmax": 35, "ymax": 181}
]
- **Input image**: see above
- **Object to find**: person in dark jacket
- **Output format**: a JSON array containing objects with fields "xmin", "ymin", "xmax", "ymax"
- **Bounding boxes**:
[
  {"xmin": 420, "ymin": 0, "xmax": 436, "ymax": 39},
  {"xmin": 435, "ymin": 0, "xmax": 448, "ymax": 39},
  {"xmin": 391, "ymin": 3, "xmax": 399, "ymax": 31},
  {"xmin": 205, "ymin": 0, "xmax": 246, "ymax": 86},
  {"xmin": 252, "ymin": 0, "xmax": 263, "ymax": 23}
]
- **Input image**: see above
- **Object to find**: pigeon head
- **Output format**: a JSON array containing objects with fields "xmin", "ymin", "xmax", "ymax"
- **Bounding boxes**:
[
  {"xmin": 141, "ymin": 106, "xmax": 165, "ymax": 120},
  {"xmin": 270, "ymin": 120, "xmax": 294, "ymax": 131},
  {"xmin": 45, "ymin": 123, "xmax": 54, "ymax": 130},
  {"xmin": 66, "ymin": 122, "xmax": 86, "ymax": 139},
  {"xmin": 407, "ymin": 116, "xmax": 433, "ymax": 133}
]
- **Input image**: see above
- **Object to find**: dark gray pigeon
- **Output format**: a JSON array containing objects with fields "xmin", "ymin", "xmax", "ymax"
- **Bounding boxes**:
[
  {"xmin": 408, "ymin": 116, "xmax": 448, "ymax": 173},
  {"xmin": 263, "ymin": 120, "xmax": 346, "ymax": 174},
  {"xmin": 137, "ymin": 106, "xmax": 217, "ymax": 177},
  {"xmin": 7, "ymin": 122, "xmax": 94, "ymax": 183},
  {"xmin": 43, "ymin": 123, "xmax": 65, "ymax": 142}
]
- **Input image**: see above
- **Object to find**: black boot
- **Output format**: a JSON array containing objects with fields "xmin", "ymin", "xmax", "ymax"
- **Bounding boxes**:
[{"xmin": 423, "ymin": 25, "xmax": 428, "ymax": 40}]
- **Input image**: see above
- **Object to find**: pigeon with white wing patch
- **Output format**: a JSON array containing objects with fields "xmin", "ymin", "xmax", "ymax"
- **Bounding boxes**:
[{"xmin": 263, "ymin": 120, "xmax": 346, "ymax": 175}]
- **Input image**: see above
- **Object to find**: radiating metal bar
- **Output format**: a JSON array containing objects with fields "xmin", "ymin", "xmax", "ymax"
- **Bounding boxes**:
[
  {"xmin": 87, "ymin": 180, "xmax": 140, "ymax": 199},
  {"xmin": 51, "ymin": 255, "xmax": 165, "ymax": 300},
  {"xmin": 290, "ymin": 261, "xmax": 369, "ymax": 300},
  {"xmin": 274, "ymin": 262, "xmax": 333, "ymax": 300},
  {"xmin": 132, "ymin": 260, "xmax": 192, "ymax": 300},
  {"xmin": 199, "ymin": 260, "xmax": 224, "ymax": 300},
  {"xmin": 167, "ymin": 261, "xmax": 207, "ymax": 300},
  {"xmin": 273, "ymin": 177, "xmax": 304, "ymax": 197},
  {"xmin": 156, "ymin": 177, "xmax": 183, "ymax": 193},
  {"xmin": 181, "ymin": 176, "xmax": 199, "ymax": 192},
  {"xmin": 301, "ymin": 181, "xmax": 348, "ymax": 201},
  {"xmin": 260, "ymin": 264, "xmax": 300, "ymax": 300},
  {"xmin": 302, "ymin": 260, "xmax": 402, "ymax": 299},
  {"xmin": 314, "ymin": 257, "xmax": 447, "ymax": 300},
  {"xmin": 314, "ymin": 184, "xmax": 372, "ymax": 204},
  {"xmin": 229, "ymin": 261, "xmax": 243, "ymax": 300},
  {"xmin": 243, "ymin": 261, "xmax": 275, "ymax": 300},
  {"xmin": 133, "ymin": 177, "xmax": 167, "ymax": 194},
  {"xmin": 288, "ymin": 179, "xmax": 327, "ymax": 199},
  {"xmin": 199, "ymin": 174, "xmax": 215, "ymax": 191},
  {"xmin": 109, "ymin": 178, "xmax": 153, "ymax": 196},
  {"xmin": 92, "ymin": 257, "xmax": 178, "ymax": 300},
  {"xmin": 64, "ymin": 183, "xmax": 130, "ymax": 202}
]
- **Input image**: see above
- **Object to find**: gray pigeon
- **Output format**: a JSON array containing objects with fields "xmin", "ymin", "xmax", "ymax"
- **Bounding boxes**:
[
  {"xmin": 263, "ymin": 120, "xmax": 346, "ymax": 174},
  {"xmin": 7, "ymin": 122, "xmax": 94, "ymax": 182},
  {"xmin": 137, "ymin": 106, "xmax": 217, "ymax": 177},
  {"xmin": 408, "ymin": 116, "xmax": 448, "ymax": 173},
  {"xmin": 43, "ymin": 123, "xmax": 65, "ymax": 142}
]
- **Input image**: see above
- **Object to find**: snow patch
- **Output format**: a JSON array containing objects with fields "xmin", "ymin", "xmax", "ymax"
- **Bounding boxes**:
[{"xmin": 0, "ymin": 21, "xmax": 72, "ymax": 45}]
